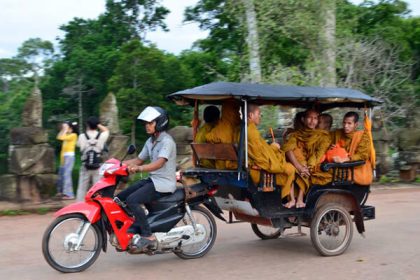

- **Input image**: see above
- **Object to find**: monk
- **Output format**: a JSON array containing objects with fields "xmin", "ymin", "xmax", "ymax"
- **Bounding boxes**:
[
  {"xmin": 206, "ymin": 99, "xmax": 241, "ymax": 169},
  {"xmin": 330, "ymin": 111, "xmax": 372, "ymax": 184},
  {"xmin": 318, "ymin": 113, "xmax": 333, "ymax": 131},
  {"xmin": 282, "ymin": 111, "xmax": 305, "ymax": 142},
  {"xmin": 246, "ymin": 104, "xmax": 296, "ymax": 203},
  {"xmin": 195, "ymin": 105, "xmax": 220, "ymax": 168},
  {"xmin": 282, "ymin": 109, "xmax": 332, "ymax": 208}
]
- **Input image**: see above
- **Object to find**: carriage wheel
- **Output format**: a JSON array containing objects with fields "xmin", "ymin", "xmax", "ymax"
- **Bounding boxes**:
[
  {"xmin": 251, "ymin": 224, "xmax": 282, "ymax": 240},
  {"xmin": 310, "ymin": 203, "xmax": 353, "ymax": 256}
]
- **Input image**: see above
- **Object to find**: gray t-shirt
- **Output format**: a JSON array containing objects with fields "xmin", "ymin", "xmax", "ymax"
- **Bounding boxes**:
[{"xmin": 138, "ymin": 131, "xmax": 177, "ymax": 193}]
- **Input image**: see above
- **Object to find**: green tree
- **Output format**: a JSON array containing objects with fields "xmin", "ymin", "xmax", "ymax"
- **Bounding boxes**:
[
  {"xmin": 16, "ymin": 38, "xmax": 55, "ymax": 87},
  {"xmin": 106, "ymin": 0, "xmax": 170, "ymax": 39},
  {"xmin": 42, "ymin": 0, "xmax": 169, "ymax": 129},
  {"xmin": 109, "ymin": 40, "xmax": 194, "ymax": 144},
  {"xmin": 0, "ymin": 58, "xmax": 26, "ymax": 92}
]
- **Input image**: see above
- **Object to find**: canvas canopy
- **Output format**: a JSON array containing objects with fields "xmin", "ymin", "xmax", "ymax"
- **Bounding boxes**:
[{"xmin": 168, "ymin": 82, "xmax": 382, "ymax": 109}]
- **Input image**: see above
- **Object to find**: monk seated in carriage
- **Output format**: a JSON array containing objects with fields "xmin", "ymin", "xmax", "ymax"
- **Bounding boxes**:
[
  {"xmin": 195, "ymin": 105, "xmax": 220, "ymax": 168},
  {"xmin": 246, "ymin": 103, "xmax": 295, "ymax": 206},
  {"xmin": 282, "ymin": 109, "xmax": 332, "ymax": 208},
  {"xmin": 205, "ymin": 99, "xmax": 241, "ymax": 170},
  {"xmin": 328, "ymin": 111, "xmax": 373, "ymax": 185}
]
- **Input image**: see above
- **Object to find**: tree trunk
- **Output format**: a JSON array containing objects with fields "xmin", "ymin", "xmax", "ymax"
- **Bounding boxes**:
[
  {"xmin": 242, "ymin": 0, "xmax": 262, "ymax": 83},
  {"xmin": 78, "ymin": 77, "xmax": 83, "ymax": 129},
  {"xmin": 319, "ymin": 0, "xmax": 336, "ymax": 87},
  {"xmin": 131, "ymin": 119, "xmax": 136, "ymax": 145}
]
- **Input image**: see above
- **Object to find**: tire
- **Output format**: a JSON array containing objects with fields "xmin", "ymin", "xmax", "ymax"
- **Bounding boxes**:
[
  {"xmin": 251, "ymin": 224, "xmax": 282, "ymax": 240},
  {"xmin": 42, "ymin": 214, "xmax": 103, "ymax": 273},
  {"xmin": 174, "ymin": 205, "xmax": 217, "ymax": 259},
  {"xmin": 310, "ymin": 203, "xmax": 353, "ymax": 256}
]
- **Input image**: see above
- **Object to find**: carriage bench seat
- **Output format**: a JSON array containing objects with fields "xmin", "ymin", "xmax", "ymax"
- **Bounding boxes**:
[
  {"xmin": 182, "ymin": 143, "xmax": 248, "ymax": 188},
  {"xmin": 321, "ymin": 160, "xmax": 366, "ymax": 186}
]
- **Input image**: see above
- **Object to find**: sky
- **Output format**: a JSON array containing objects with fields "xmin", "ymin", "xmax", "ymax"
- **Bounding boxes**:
[{"xmin": 0, "ymin": 0, "xmax": 419, "ymax": 58}]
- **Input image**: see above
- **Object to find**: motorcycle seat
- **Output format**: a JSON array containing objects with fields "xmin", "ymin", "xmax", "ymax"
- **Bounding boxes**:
[{"xmin": 156, "ymin": 189, "xmax": 185, "ymax": 203}]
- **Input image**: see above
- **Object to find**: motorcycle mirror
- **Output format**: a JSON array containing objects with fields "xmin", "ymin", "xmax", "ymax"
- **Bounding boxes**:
[
  {"xmin": 127, "ymin": 144, "xmax": 136, "ymax": 155},
  {"xmin": 120, "ymin": 144, "xmax": 137, "ymax": 165}
]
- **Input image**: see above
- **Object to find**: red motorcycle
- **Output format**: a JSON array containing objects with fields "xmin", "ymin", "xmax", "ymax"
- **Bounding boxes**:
[{"xmin": 42, "ymin": 145, "xmax": 223, "ymax": 273}]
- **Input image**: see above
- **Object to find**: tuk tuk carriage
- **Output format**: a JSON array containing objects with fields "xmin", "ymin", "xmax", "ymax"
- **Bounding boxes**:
[{"xmin": 168, "ymin": 82, "xmax": 379, "ymax": 256}]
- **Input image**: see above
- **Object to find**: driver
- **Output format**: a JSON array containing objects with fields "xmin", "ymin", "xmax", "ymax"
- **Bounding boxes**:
[{"xmin": 116, "ymin": 106, "xmax": 176, "ymax": 249}]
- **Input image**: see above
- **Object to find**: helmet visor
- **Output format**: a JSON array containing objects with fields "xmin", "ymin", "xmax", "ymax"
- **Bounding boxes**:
[{"xmin": 137, "ymin": 106, "xmax": 161, "ymax": 122}]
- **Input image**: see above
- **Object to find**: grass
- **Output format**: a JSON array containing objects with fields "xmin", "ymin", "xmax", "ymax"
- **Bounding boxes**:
[
  {"xmin": 0, "ymin": 209, "xmax": 30, "ymax": 216},
  {"xmin": 0, "ymin": 207, "xmax": 51, "ymax": 216},
  {"xmin": 36, "ymin": 207, "xmax": 51, "ymax": 215},
  {"xmin": 378, "ymin": 175, "xmax": 400, "ymax": 184}
]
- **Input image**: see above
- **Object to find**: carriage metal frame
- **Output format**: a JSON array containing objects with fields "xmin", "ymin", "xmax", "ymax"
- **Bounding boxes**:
[{"xmin": 168, "ymin": 82, "xmax": 379, "ymax": 256}]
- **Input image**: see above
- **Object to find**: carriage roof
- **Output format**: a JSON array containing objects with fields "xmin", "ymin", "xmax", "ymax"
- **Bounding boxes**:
[{"xmin": 168, "ymin": 82, "xmax": 381, "ymax": 109}]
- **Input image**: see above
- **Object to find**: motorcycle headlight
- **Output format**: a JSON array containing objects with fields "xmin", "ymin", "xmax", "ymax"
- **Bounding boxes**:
[{"xmin": 99, "ymin": 163, "xmax": 116, "ymax": 176}]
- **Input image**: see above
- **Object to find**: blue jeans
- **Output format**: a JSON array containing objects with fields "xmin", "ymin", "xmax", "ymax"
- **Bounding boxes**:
[{"xmin": 57, "ymin": 155, "xmax": 75, "ymax": 197}]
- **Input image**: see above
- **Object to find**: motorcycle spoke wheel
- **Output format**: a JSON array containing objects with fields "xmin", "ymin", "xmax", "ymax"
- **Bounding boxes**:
[
  {"xmin": 174, "ymin": 206, "xmax": 217, "ymax": 259},
  {"xmin": 310, "ymin": 203, "xmax": 353, "ymax": 256},
  {"xmin": 42, "ymin": 214, "xmax": 102, "ymax": 273}
]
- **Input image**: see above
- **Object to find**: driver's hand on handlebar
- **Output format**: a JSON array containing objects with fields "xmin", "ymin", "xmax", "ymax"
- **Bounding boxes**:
[{"xmin": 128, "ymin": 165, "xmax": 142, "ymax": 174}]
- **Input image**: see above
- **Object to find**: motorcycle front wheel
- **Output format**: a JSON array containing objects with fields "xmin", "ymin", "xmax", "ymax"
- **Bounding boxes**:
[
  {"xmin": 174, "ymin": 205, "xmax": 217, "ymax": 259},
  {"xmin": 42, "ymin": 214, "xmax": 103, "ymax": 273}
]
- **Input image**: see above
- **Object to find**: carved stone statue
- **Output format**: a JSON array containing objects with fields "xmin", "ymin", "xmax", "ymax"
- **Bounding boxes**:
[
  {"xmin": 22, "ymin": 86, "xmax": 43, "ymax": 128},
  {"xmin": 100, "ymin": 92, "xmax": 120, "ymax": 134},
  {"xmin": 99, "ymin": 92, "xmax": 128, "ymax": 160}
]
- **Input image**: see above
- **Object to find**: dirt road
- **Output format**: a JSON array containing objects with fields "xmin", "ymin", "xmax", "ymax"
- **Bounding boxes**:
[{"xmin": 0, "ymin": 187, "xmax": 419, "ymax": 280}]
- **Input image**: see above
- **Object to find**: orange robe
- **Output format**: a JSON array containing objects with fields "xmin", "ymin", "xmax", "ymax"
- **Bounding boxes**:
[
  {"xmin": 247, "ymin": 123, "xmax": 295, "ymax": 198},
  {"xmin": 206, "ymin": 99, "xmax": 241, "ymax": 169},
  {"xmin": 195, "ymin": 123, "xmax": 216, "ymax": 168},
  {"xmin": 332, "ymin": 129, "xmax": 373, "ymax": 185},
  {"xmin": 282, "ymin": 128, "xmax": 332, "ymax": 191},
  {"xmin": 331, "ymin": 130, "xmax": 371, "ymax": 161}
]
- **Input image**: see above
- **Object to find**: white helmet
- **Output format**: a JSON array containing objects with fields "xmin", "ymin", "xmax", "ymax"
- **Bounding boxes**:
[{"xmin": 137, "ymin": 106, "xmax": 169, "ymax": 132}]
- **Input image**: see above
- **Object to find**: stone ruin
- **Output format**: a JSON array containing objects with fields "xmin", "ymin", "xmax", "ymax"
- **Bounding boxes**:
[
  {"xmin": 167, "ymin": 125, "xmax": 196, "ymax": 186},
  {"xmin": 99, "ymin": 92, "xmax": 129, "ymax": 160},
  {"xmin": 0, "ymin": 87, "xmax": 57, "ymax": 203},
  {"xmin": 395, "ymin": 112, "xmax": 420, "ymax": 182},
  {"xmin": 371, "ymin": 115, "xmax": 392, "ymax": 180},
  {"xmin": 167, "ymin": 126, "xmax": 193, "ymax": 169}
]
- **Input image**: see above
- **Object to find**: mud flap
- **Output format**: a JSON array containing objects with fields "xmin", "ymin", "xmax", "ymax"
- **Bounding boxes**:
[
  {"xmin": 203, "ymin": 197, "xmax": 226, "ymax": 222},
  {"xmin": 353, "ymin": 208, "xmax": 365, "ymax": 234}
]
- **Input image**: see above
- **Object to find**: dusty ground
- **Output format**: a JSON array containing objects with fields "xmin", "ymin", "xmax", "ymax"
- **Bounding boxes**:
[{"xmin": 0, "ymin": 185, "xmax": 419, "ymax": 280}]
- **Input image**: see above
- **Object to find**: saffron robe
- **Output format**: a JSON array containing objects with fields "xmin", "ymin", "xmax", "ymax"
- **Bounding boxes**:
[
  {"xmin": 282, "ymin": 128, "xmax": 332, "ymax": 191},
  {"xmin": 195, "ymin": 123, "xmax": 217, "ymax": 168},
  {"xmin": 332, "ymin": 129, "xmax": 373, "ymax": 185},
  {"xmin": 247, "ymin": 123, "xmax": 295, "ymax": 198},
  {"xmin": 206, "ymin": 99, "xmax": 241, "ymax": 169}
]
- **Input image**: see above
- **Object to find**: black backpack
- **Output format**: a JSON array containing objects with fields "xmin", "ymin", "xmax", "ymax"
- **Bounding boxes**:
[{"xmin": 82, "ymin": 132, "xmax": 103, "ymax": 170}]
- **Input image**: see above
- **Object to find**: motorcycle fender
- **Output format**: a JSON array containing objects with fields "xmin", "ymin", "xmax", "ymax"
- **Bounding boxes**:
[
  {"xmin": 203, "ymin": 197, "xmax": 226, "ymax": 222},
  {"xmin": 54, "ymin": 201, "xmax": 101, "ymax": 224}
]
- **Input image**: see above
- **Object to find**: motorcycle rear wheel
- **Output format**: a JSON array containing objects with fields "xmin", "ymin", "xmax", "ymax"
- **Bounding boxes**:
[
  {"xmin": 42, "ymin": 214, "xmax": 103, "ymax": 273},
  {"xmin": 174, "ymin": 205, "xmax": 217, "ymax": 259}
]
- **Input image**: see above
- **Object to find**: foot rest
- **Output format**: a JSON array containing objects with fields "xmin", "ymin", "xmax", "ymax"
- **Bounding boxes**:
[{"xmin": 361, "ymin": 205, "xmax": 375, "ymax": 220}]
